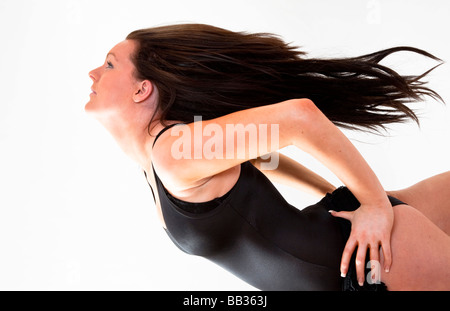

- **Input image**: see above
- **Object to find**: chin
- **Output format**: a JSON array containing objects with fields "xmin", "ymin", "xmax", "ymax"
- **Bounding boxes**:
[
  {"xmin": 84, "ymin": 100, "xmax": 103, "ymax": 118},
  {"xmin": 84, "ymin": 100, "xmax": 94, "ymax": 113}
]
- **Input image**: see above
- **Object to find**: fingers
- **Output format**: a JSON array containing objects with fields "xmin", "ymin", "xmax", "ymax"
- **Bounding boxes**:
[
  {"xmin": 340, "ymin": 238, "xmax": 356, "ymax": 278},
  {"xmin": 369, "ymin": 244, "xmax": 381, "ymax": 284},
  {"xmin": 344, "ymin": 242, "xmax": 376, "ymax": 287},
  {"xmin": 343, "ymin": 242, "xmax": 389, "ymax": 287},
  {"xmin": 355, "ymin": 244, "xmax": 367, "ymax": 286},
  {"xmin": 329, "ymin": 210, "xmax": 353, "ymax": 221},
  {"xmin": 331, "ymin": 207, "xmax": 393, "ymax": 286},
  {"xmin": 381, "ymin": 238, "xmax": 392, "ymax": 273},
  {"xmin": 342, "ymin": 239, "xmax": 386, "ymax": 287}
]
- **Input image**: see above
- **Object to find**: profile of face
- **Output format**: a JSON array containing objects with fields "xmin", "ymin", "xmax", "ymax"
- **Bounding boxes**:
[{"xmin": 86, "ymin": 40, "xmax": 156, "ymax": 130}]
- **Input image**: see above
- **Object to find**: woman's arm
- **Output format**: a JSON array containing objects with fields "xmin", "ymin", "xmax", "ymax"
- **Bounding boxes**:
[
  {"xmin": 250, "ymin": 152, "xmax": 336, "ymax": 197},
  {"xmin": 152, "ymin": 98, "xmax": 393, "ymax": 283}
]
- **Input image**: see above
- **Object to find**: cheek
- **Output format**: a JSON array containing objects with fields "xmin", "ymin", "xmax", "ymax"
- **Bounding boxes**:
[
  {"xmin": 86, "ymin": 78, "xmax": 134, "ymax": 117},
  {"xmin": 99, "ymin": 75, "xmax": 134, "ymax": 106}
]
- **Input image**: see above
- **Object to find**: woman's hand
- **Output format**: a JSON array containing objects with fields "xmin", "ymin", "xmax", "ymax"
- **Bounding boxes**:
[
  {"xmin": 330, "ymin": 201, "xmax": 394, "ymax": 286},
  {"xmin": 154, "ymin": 97, "xmax": 394, "ymax": 287}
]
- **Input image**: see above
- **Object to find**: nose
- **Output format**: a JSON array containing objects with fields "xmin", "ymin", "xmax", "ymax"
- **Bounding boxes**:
[
  {"xmin": 89, "ymin": 66, "xmax": 100, "ymax": 81},
  {"xmin": 89, "ymin": 70, "xmax": 96, "ymax": 81}
]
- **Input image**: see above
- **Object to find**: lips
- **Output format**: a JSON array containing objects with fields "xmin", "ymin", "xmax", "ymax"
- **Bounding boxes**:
[{"xmin": 91, "ymin": 88, "xmax": 97, "ymax": 95}]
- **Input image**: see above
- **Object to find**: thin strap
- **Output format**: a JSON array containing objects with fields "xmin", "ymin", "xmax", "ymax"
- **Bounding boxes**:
[
  {"xmin": 143, "ymin": 170, "xmax": 156, "ymax": 203},
  {"xmin": 152, "ymin": 123, "xmax": 183, "ymax": 148},
  {"xmin": 145, "ymin": 123, "xmax": 183, "ymax": 203}
]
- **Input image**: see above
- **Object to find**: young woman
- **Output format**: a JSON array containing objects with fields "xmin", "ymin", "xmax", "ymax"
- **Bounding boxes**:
[{"xmin": 85, "ymin": 24, "xmax": 450, "ymax": 291}]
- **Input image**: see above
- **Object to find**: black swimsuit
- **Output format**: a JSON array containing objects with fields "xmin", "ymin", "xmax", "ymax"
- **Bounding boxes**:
[{"xmin": 144, "ymin": 124, "xmax": 405, "ymax": 291}]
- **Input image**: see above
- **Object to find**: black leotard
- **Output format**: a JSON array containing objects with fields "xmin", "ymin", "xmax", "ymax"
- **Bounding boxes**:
[{"xmin": 144, "ymin": 124, "xmax": 405, "ymax": 291}]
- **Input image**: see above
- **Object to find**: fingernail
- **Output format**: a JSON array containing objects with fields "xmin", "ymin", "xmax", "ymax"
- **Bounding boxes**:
[
  {"xmin": 385, "ymin": 267, "xmax": 390, "ymax": 273},
  {"xmin": 340, "ymin": 272, "xmax": 346, "ymax": 278},
  {"xmin": 328, "ymin": 210, "xmax": 335, "ymax": 214},
  {"xmin": 358, "ymin": 279, "xmax": 364, "ymax": 287}
]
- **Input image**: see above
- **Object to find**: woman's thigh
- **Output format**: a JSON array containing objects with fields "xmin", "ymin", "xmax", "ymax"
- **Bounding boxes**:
[
  {"xmin": 387, "ymin": 171, "xmax": 450, "ymax": 235},
  {"xmin": 380, "ymin": 204, "xmax": 450, "ymax": 290}
]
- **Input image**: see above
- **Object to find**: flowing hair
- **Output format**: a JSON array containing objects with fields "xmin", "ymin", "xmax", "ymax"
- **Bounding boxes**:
[{"xmin": 126, "ymin": 23, "xmax": 444, "ymax": 134}]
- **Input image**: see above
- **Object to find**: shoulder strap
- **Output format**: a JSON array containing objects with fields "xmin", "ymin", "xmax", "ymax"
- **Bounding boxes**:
[
  {"xmin": 152, "ymin": 123, "xmax": 183, "ymax": 148},
  {"xmin": 145, "ymin": 123, "xmax": 183, "ymax": 203},
  {"xmin": 143, "ymin": 170, "xmax": 156, "ymax": 203}
]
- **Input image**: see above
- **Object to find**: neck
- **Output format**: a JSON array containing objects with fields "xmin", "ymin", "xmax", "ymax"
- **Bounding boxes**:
[{"xmin": 100, "ymin": 117, "xmax": 155, "ymax": 172}]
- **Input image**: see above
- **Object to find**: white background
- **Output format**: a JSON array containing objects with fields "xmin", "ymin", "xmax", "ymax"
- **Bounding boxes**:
[{"xmin": 0, "ymin": 0, "xmax": 449, "ymax": 290}]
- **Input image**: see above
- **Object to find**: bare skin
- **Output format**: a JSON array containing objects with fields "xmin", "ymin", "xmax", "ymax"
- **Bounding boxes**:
[
  {"xmin": 87, "ymin": 39, "xmax": 450, "ymax": 290},
  {"xmin": 253, "ymin": 155, "xmax": 450, "ymax": 290},
  {"xmin": 387, "ymin": 171, "xmax": 450, "ymax": 236}
]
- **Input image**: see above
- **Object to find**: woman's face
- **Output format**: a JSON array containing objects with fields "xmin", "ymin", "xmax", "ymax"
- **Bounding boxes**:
[{"xmin": 86, "ymin": 40, "xmax": 152, "ymax": 124}]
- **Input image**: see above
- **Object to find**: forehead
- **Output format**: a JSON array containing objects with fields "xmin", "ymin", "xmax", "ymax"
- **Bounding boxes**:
[{"xmin": 108, "ymin": 40, "xmax": 136, "ymax": 62}]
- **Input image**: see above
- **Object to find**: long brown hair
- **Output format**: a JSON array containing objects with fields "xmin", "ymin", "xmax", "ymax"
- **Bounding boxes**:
[{"xmin": 126, "ymin": 23, "xmax": 443, "ymax": 134}]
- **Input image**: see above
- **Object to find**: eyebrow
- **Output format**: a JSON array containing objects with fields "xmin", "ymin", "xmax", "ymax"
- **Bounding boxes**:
[{"xmin": 106, "ymin": 52, "xmax": 118, "ymax": 61}]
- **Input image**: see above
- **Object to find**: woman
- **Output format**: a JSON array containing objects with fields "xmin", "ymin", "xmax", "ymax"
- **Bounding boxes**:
[{"xmin": 85, "ymin": 24, "xmax": 450, "ymax": 291}]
